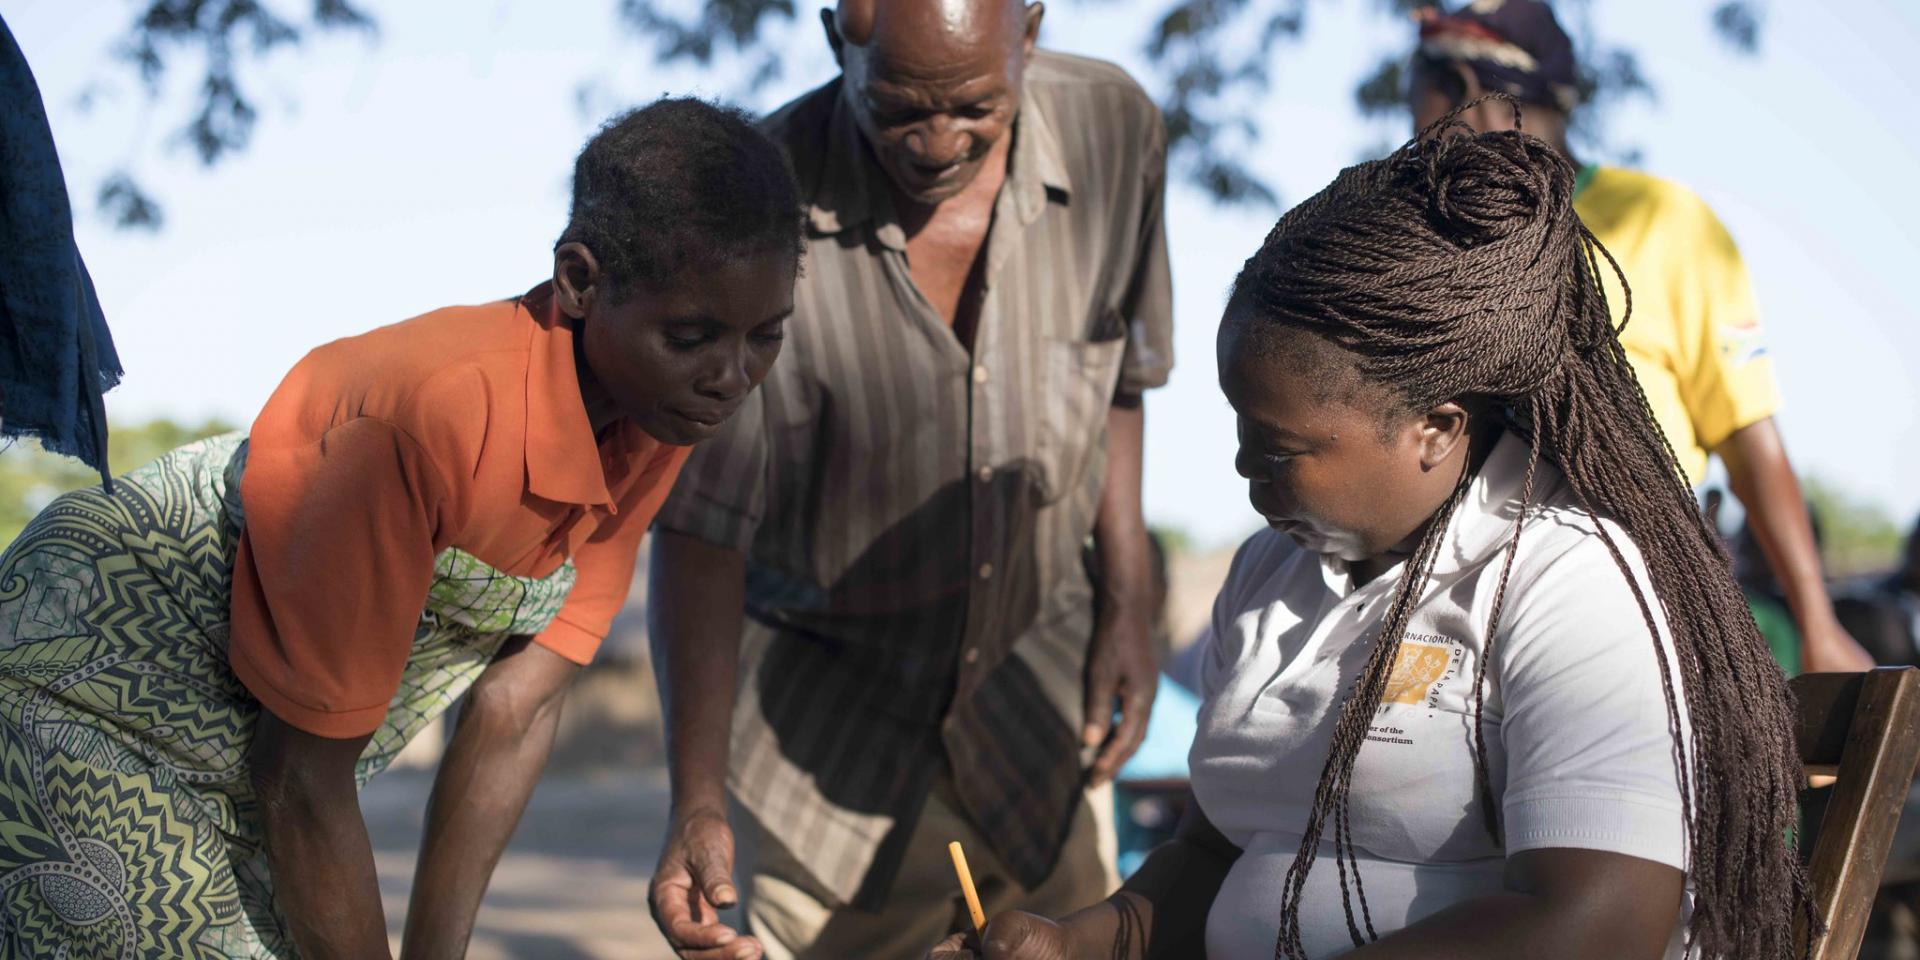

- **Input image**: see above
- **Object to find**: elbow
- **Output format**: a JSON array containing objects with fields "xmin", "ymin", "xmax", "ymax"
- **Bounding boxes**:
[
  {"xmin": 245, "ymin": 715, "xmax": 364, "ymax": 829},
  {"xmin": 248, "ymin": 752, "xmax": 342, "ymax": 832},
  {"xmin": 1525, "ymin": 894, "xmax": 1680, "ymax": 960},
  {"xmin": 462, "ymin": 672, "xmax": 571, "ymax": 742}
]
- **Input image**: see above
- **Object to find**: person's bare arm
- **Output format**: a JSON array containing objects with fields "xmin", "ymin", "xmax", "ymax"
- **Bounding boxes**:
[
  {"xmin": 647, "ymin": 529, "xmax": 760, "ymax": 960},
  {"xmin": 929, "ymin": 798, "xmax": 1240, "ymax": 960},
  {"xmin": 248, "ymin": 712, "xmax": 391, "ymax": 959},
  {"xmin": 399, "ymin": 635, "xmax": 579, "ymax": 958},
  {"xmin": 1336, "ymin": 848, "xmax": 1682, "ymax": 960},
  {"xmin": 1085, "ymin": 399, "xmax": 1159, "ymax": 784},
  {"xmin": 1718, "ymin": 417, "xmax": 1874, "ymax": 672},
  {"xmin": 931, "ymin": 809, "xmax": 1680, "ymax": 960}
]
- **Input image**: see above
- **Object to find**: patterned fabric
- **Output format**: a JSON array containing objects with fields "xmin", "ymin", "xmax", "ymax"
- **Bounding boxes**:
[
  {"xmin": 0, "ymin": 433, "xmax": 573, "ymax": 958},
  {"xmin": 0, "ymin": 13, "xmax": 123, "ymax": 481},
  {"xmin": 655, "ymin": 50, "xmax": 1173, "ymax": 908}
]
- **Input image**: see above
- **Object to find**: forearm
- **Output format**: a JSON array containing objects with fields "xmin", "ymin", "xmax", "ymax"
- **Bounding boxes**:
[
  {"xmin": 400, "ymin": 657, "xmax": 569, "ymax": 958},
  {"xmin": 1050, "ymin": 803, "xmax": 1237, "ymax": 959},
  {"xmin": 650, "ymin": 530, "xmax": 747, "ymax": 816},
  {"xmin": 1094, "ymin": 402, "xmax": 1151, "ymax": 610},
  {"xmin": 1718, "ymin": 418, "xmax": 1834, "ymax": 623},
  {"xmin": 250, "ymin": 720, "xmax": 390, "ymax": 959},
  {"xmin": 1341, "ymin": 892, "xmax": 1578, "ymax": 960},
  {"xmin": 1345, "ymin": 848, "xmax": 1679, "ymax": 960}
]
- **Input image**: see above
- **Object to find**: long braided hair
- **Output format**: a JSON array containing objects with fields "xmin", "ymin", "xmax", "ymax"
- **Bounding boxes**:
[{"xmin": 1227, "ymin": 98, "xmax": 1814, "ymax": 959}]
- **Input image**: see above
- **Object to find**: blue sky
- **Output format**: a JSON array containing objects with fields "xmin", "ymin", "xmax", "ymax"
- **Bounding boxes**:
[{"xmin": 8, "ymin": 1, "xmax": 1919, "ymax": 547}]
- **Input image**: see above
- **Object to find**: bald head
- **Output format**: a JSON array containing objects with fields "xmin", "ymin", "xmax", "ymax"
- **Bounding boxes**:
[
  {"xmin": 835, "ymin": 0, "xmax": 1025, "ymax": 52},
  {"xmin": 824, "ymin": 0, "xmax": 1043, "ymax": 207}
]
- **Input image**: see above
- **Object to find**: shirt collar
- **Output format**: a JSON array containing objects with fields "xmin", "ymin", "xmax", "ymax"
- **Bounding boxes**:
[
  {"xmin": 1432, "ymin": 430, "xmax": 1560, "ymax": 578},
  {"xmin": 518, "ymin": 281, "xmax": 616, "ymax": 507},
  {"xmin": 804, "ymin": 79, "xmax": 1074, "ymax": 250}
]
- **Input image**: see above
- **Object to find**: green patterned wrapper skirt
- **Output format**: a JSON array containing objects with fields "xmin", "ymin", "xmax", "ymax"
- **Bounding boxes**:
[{"xmin": 0, "ymin": 434, "xmax": 575, "ymax": 958}]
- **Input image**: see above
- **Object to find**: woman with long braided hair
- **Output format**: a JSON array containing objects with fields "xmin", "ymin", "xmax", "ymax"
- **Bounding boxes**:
[{"xmin": 928, "ymin": 103, "xmax": 1812, "ymax": 960}]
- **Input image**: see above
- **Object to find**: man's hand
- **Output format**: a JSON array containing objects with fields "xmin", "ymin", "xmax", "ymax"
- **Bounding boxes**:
[
  {"xmin": 1799, "ymin": 613, "xmax": 1876, "ymax": 673},
  {"xmin": 1086, "ymin": 401, "xmax": 1158, "ymax": 786},
  {"xmin": 1715, "ymin": 419, "xmax": 1876, "ymax": 676},
  {"xmin": 1083, "ymin": 596, "xmax": 1158, "ymax": 786},
  {"xmin": 928, "ymin": 912, "xmax": 1078, "ymax": 960},
  {"xmin": 649, "ymin": 807, "xmax": 760, "ymax": 960},
  {"xmin": 649, "ymin": 532, "xmax": 756, "ymax": 958}
]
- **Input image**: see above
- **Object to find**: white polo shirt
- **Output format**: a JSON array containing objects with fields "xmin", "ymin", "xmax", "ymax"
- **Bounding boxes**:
[{"xmin": 1191, "ymin": 431, "xmax": 1691, "ymax": 959}]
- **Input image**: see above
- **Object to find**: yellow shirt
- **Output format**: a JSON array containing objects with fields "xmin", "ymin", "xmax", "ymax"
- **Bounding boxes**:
[{"xmin": 1575, "ymin": 166, "xmax": 1780, "ymax": 484}]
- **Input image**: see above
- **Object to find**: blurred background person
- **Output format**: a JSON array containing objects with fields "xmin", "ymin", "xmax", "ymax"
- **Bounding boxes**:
[
  {"xmin": 1409, "ymin": 0, "xmax": 1874, "ymax": 674},
  {"xmin": 1836, "ymin": 518, "xmax": 1920, "ymax": 668}
]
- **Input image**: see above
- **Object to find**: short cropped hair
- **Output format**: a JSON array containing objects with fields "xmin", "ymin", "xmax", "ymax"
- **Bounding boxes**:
[{"xmin": 558, "ymin": 97, "xmax": 803, "ymax": 297}]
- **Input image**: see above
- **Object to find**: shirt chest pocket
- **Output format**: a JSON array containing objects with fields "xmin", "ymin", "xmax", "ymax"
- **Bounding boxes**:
[{"xmin": 1034, "ymin": 335, "xmax": 1125, "ymax": 504}]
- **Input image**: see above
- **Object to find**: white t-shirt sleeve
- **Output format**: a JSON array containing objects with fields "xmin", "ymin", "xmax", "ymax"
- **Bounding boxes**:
[
  {"xmin": 1198, "ymin": 529, "xmax": 1290, "ymax": 701},
  {"xmin": 1494, "ymin": 519, "xmax": 1690, "ymax": 871}
]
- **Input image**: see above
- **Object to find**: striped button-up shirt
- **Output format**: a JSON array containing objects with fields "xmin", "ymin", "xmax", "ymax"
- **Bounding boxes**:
[{"xmin": 655, "ymin": 50, "xmax": 1172, "ymax": 908}]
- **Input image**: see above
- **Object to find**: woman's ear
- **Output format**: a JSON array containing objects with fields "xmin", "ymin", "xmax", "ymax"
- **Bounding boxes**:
[
  {"xmin": 552, "ymin": 242, "xmax": 601, "ymax": 321},
  {"xmin": 1418, "ymin": 401, "xmax": 1472, "ymax": 471}
]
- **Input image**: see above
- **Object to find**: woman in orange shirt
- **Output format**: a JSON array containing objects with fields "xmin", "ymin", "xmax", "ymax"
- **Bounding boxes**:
[{"xmin": 0, "ymin": 97, "xmax": 800, "ymax": 959}]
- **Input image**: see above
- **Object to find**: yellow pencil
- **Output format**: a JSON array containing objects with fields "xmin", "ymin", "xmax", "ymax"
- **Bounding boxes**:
[{"xmin": 948, "ymin": 840, "xmax": 987, "ymax": 939}]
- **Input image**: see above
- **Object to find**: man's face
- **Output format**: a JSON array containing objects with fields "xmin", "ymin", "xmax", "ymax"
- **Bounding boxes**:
[{"xmin": 835, "ymin": 2, "xmax": 1035, "ymax": 206}]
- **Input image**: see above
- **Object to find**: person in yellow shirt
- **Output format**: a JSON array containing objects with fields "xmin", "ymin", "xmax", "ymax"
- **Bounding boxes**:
[{"xmin": 1406, "ymin": 0, "xmax": 1872, "ymax": 673}]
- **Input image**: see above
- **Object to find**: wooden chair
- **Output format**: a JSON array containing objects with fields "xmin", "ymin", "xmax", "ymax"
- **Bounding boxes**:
[{"xmin": 1793, "ymin": 667, "xmax": 1920, "ymax": 959}]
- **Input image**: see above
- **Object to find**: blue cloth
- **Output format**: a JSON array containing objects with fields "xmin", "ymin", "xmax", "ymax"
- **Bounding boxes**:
[
  {"xmin": 1, "ymin": 13, "xmax": 121, "ymax": 482},
  {"xmin": 1114, "ymin": 673, "xmax": 1203, "ymax": 875},
  {"xmin": 1120, "ymin": 673, "xmax": 1202, "ymax": 781}
]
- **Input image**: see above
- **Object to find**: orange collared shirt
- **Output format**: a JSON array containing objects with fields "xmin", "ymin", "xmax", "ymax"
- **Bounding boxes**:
[{"xmin": 229, "ymin": 282, "xmax": 688, "ymax": 738}]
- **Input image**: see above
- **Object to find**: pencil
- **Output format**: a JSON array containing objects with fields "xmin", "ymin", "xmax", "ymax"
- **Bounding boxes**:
[{"xmin": 948, "ymin": 840, "xmax": 987, "ymax": 938}]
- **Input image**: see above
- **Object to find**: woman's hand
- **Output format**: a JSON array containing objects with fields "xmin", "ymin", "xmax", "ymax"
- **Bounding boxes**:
[
  {"xmin": 927, "ymin": 912, "xmax": 1078, "ymax": 960},
  {"xmin": 935, "ymin": 802, "xmax": 1240, "ymax": 960}
]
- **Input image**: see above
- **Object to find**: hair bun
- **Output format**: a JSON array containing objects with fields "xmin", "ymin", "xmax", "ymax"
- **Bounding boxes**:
[{"xmin": 1419, "ymin": 132, "xmax": 1554, "ymax": 247}]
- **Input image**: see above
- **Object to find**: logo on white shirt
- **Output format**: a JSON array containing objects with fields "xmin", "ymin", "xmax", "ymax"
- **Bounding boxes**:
[{"xmin": 1367, "ymin": 635, "xmax": 1468, "ymax": 746}]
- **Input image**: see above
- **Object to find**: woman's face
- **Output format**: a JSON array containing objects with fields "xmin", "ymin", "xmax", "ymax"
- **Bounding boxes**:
[
  {"xmin": 1218, "ymin": 320, "xmax": 1469, "ymax": 565},
  {"xmin": 567, "ymin": 248, "xmax": 797, "ymax": 446}
]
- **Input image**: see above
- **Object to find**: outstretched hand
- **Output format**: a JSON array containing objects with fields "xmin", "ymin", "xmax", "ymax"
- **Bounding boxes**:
[
  {"xmin": 649, "ymin": 808, "xmax": 761, "ymax": 960},
  {"xmin": 927, "ymin": 912, "xmax": 1077, "ymax": 960}
]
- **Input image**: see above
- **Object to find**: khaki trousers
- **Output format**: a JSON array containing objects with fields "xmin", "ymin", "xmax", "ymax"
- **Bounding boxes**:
[{"xmin": 735, "ymin": 778, "xmax": 1118, "ymax": 960}]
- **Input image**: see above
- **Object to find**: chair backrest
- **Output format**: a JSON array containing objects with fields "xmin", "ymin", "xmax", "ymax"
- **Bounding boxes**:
[{"xmin": 1792, "ymin": 667, "xmax": 1920, "ymax": 960}]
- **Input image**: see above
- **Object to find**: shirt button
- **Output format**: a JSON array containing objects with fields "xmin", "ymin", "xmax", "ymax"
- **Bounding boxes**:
[
  {"xmin": 964, "ymin": 646, "xmax": 981, "ymax": 664},
  {"xmin": 978, "ymin": 563, "xmax": 994, "ymax": 580},
  {"xmin": 977, "ymin": 466, "xmax": 994, "ymax": 483},
  {"xmin": 973, "ymin": 365, "xmax": 989, "ymax": 384}
]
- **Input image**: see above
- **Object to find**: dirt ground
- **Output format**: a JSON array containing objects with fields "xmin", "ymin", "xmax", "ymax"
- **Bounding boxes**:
[
  {"xmin": 357, "ymin": 542, "xmax": 1243, "ymax": 959},
  {"xmin": 364, "ymin": 768, "xmax": 687, "ymax": 959}
]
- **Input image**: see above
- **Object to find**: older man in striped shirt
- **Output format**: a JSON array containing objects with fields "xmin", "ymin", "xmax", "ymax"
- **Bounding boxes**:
[{"xmin": 645, "ymin": 1, "xmax": 1173, "ymax": 957}]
